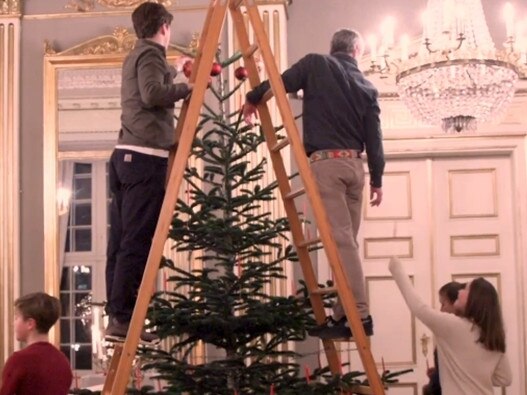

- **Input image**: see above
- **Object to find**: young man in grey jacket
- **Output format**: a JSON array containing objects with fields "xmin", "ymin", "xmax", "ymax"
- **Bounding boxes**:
[{"xmin": 105, "ymin": 2, "xmax": 192, "ymax": 342}]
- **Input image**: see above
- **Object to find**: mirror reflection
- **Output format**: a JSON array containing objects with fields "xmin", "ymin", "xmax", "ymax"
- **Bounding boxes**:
[
  {"xmin": 44, "ymin": 40, "xmax": 185, "ymax": 378},
  {"xmin": 57, "ymin": 66, "xmax": 119, "ymax": 371}
]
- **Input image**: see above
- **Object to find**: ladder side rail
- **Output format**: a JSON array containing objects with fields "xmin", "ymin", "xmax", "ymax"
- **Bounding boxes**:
[
  {"xmin": 228, "ymin": 0, "xmax": 343, "ymax": 375},
  {"xmin": 102, "ymin": 2, "xmax": 230, "ymax": 394},
  {"xmin": 166, "ymin": 0, "xmax": 218, "ymax": 181},
  {"xmin": 241, "ymin": 1, "xmax": 385, "ymax": 393}
]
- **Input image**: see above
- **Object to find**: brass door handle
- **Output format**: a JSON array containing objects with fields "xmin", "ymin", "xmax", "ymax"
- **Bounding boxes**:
[{"xmin": 420, "ymin": 333, "xmax": 431, "ymax": 358}]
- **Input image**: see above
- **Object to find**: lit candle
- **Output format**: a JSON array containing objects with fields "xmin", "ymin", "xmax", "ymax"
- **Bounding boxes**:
[
  {"xmin": 442, "ymin": 0, "xmax": 455, "ymax": 33},
  {"xmin": 421, "ymin": 9, "xmax": 430, "ymax": 40},
  {"xmin": 504, "ymin": 2, "xmax": 514, "ymax": 38},
  {"xmin": 381, "ymin": 16, "xmax": 396, "ymax": 48},
  {"xmin": 421, "ymin": 9, "xmax": 430, "ymax": 39},
  {"xmin": 367, "ymin": 34, "xmax": 378, "ymax": 63},
  {"xmin": 515, "ymin": 20, "xmax": 525, "ymax": 46},
  {"xmin": 455, "ymin": 2, "xmax": 466, "ymax": 36},
  {"xmin": 57, "ymin": 187, "xmax": 72, "ymax": 216},
  {"xmin": 400, "ymin": 34, "xmax": 410, "ymax": 61}
]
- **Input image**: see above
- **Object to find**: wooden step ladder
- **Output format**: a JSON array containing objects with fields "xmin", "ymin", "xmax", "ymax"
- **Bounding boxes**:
[{"xmin": 102, "ymin": 1, "xmax": 385, "ymax": 394}]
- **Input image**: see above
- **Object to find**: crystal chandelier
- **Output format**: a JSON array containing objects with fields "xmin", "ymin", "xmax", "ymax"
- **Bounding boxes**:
[{"xmin": 366, "ymin": 0, "xmax": 527, "ymax": 132}]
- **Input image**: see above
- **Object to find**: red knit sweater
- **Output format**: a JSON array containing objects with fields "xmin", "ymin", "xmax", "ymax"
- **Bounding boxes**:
[{"xmin": 0, "ymin": 342, "xmax": 72, "ymax": 395}]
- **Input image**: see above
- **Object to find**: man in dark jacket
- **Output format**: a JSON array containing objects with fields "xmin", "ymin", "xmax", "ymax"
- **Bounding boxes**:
[
  {"xmin": 105, "ymin": 2, "xmax": 192, "ymax": 342},
  {"xmin": 243, "ymin": 29, "xmax": 385, "ymax": 339}
]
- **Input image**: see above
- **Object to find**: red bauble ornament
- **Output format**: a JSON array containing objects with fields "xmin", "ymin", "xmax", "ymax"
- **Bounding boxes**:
[
  {"xmin": 210, "ymin": 62, "xmax": 222, "ymax": 76},
  {"xmin": 182, "ymin": 60, "xmax": 193, "ymax": 78},
  {"xmin": 234, "ymin": 66, "xmax": 248, "ymax": 81}
]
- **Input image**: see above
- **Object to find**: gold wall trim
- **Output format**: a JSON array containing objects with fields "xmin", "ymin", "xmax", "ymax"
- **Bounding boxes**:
[
  {"xmin": 25, "ymin": 1, "xmax": 289, "ymax": 20},
  {"xmin": 450, "ymin": 234, "xmax": 500, "ymax": 257},
  {"xmin": 98, "ymin": 0, "xmax": 171, "ymax": 8},
  {"xmin": 0, "ymin": 0, "xmax": 21, "ymax": 16},
  {"xmin": 46, "ymin": 27, "xmax": 135, "ymax": 56},
  {"xmin": 0, "ymin": 20, "xmax": 19, "ymax": 368},
  {"xmin": 65, "ymin": 0, "xmax": 172, "ymax": 13},
  {"xmin": 24, "ymin": 5, "xmax": 207, "ymax": 20},
  {"xmin": 0, "ymin": 22, "xmax": 5, "ymax": 370},
  {"xmin": 45, "ymin": 27, "xmax": 189, "ymax": 57}
]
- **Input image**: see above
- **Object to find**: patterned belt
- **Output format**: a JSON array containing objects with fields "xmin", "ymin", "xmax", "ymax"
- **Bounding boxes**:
[{"xmin": 309, "ymin": 149, "xmax": 361, "ymax": 163}]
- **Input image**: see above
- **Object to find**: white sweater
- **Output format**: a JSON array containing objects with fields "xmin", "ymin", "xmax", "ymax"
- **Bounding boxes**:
[{"xmin": 389, "ymin": 257, "xmax": 512, "ymax": 395}]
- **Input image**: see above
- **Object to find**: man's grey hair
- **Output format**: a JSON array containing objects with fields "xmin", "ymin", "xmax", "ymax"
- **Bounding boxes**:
[{"xmin": 330, "ymin": 29, "xmax": 362, "ymax": 56}]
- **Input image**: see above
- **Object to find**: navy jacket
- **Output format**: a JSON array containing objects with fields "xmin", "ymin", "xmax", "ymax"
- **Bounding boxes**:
[{"xmin": 246, "ymin": 52, "xmax": 385, "ymax": 187}]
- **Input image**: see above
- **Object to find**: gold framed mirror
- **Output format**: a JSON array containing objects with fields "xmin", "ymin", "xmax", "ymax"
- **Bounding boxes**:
[{"xmin": 42, "ymin": 28, "xmax": 187, "ymax": 354}]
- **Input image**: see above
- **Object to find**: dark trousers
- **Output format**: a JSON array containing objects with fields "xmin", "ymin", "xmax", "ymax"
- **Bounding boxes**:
[{"xmin": 106, "ymin": 149, "xmax": 167, "ymax": 323}]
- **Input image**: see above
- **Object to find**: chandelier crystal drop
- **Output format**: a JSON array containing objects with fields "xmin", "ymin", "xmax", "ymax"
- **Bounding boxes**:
[{"xmin": 367, "ymin": 0, "xmax": 526, "ymax": 133}]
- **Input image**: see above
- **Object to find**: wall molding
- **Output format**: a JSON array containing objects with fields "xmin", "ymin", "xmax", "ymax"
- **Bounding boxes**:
[
  {"xmin": 0, "ymin": 0, "xmax": 21, "ymax": 16},
  {"xmin": 0, "ymin": 18, "xmax": 20, "ymax": 369}
]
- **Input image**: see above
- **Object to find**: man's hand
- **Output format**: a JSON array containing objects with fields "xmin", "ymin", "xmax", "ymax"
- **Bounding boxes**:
[
  {"xmin": 370, "ymin": 186, "xmax": 383, "ymax": 206},
  {"xmin": 184, "ymin": 83, "xmax": 194, "ymax": 100},
  {"xmin": 242, "ymin": 101, "xmax": 258, "ymax": 126}
]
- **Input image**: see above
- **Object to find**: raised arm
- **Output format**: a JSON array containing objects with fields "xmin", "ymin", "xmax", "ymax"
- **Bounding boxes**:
[
  {"xmin": 137, "ymin": 50, "xmax": 191, "ymax": 108},
  {"xmin": 243, "ymin": 54, "xmax": 311, "ymax": 125},
  {"xmin": 388, "ymin": 257, "xmax": 454, "ymax": 336}
]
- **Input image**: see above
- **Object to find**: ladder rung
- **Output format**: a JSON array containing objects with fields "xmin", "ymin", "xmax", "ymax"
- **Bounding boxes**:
[
  {"xmin": 285, "ymin": 188, "xmax": 305, "ymax": 200},
  {"xmin": 298, "ymin": 237, "xmax": 321, "ymax": 248},
  {"xmin": 232, "ymin": 0, "xmax": 244, "ymax": 9},
  {"xmin": 270, "ymin": 138, "xmax": 290, "ymax": 152},
  {"xmin": 311, "ymin": 286, "xmax": 338, "ymax": 295},
  {"xmin": 332, "ymin": 336, "xmax": 371, "ymax": 346},
  {"xmin": 349, "ymin": 385, "xmax": 374, "ymax": 394},
  {"xmin": 244, "ymin": 43, "xmax": 259, "ymax": 58}
]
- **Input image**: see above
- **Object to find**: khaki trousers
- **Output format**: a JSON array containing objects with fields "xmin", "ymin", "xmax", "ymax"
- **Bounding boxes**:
[{"xmin": 311, "ymin": 156, "xmax": 369, "ymax": 319}]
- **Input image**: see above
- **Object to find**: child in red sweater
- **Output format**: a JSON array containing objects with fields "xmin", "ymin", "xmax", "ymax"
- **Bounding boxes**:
[{"xmin": 0, "ymin": 292, "xmax": 72, "ymax": 395}]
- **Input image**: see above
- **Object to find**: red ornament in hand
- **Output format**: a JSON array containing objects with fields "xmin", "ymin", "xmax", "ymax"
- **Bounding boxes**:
[
  {"xmin": 210, "ymin": 62, "xmax": 222, "ymax": 76},
  {"xmin": 182, "ymin": 60, "xmax": 193, "ymax": 78},
  {"xmin": 234, "ymin": 66, "xmax": 248, "ymax": 81}
]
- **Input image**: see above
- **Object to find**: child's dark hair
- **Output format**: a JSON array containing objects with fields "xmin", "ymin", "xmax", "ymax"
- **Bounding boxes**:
[
  {"xmin": 464, "ymin": 277, "xmax": 506, "ymax": 353},
  {"xmin": 132, "ymin": 2, "xmax": 173, "ymax": 39},
  {"xmin": 439, "ymin": 281, "xmax": 465, "ymax": 304},
  {"xmin": 15, "ymin": 292, "xmax": 61, "ymax": 334}
]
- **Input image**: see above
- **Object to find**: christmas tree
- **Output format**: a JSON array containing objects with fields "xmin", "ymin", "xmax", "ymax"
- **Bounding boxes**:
[{"xmin": 139, "ymin": 54, "xmax": 378, "ymax": 394}]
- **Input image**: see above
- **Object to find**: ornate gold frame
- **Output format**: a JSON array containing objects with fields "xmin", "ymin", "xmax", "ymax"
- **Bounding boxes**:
[
  {"xmin": 43, "ymin": 28, "xmax": 185, "ymax": 345},
  {"xmin": 0, "ymin": 0, "xmax": 21, "ymax": 16}
]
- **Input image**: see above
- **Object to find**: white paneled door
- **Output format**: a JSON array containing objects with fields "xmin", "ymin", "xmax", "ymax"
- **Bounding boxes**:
[
  {"xmin": 431, "ymin": 155, "xmax": 521, "ymax": 395},
  {"xmin": 317, "ymin": 153, "xmax": 524, "ymax": 394}
]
